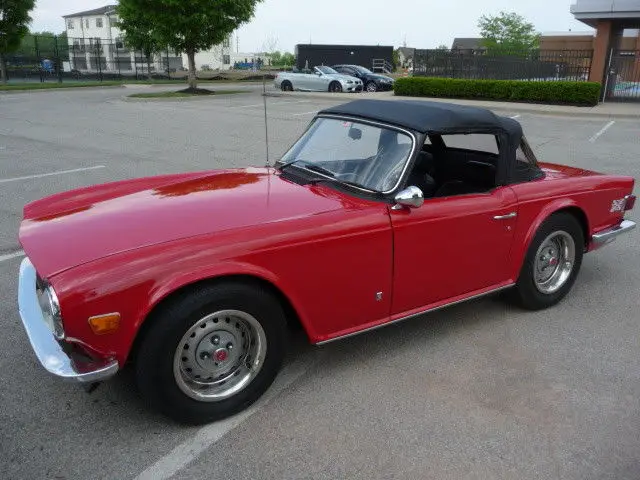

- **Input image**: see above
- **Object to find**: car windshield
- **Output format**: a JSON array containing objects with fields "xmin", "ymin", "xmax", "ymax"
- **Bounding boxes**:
[
  {"xmin": 279, "ymin": 117, "xmax": 414, "ymax": 193},
  {"xmin": 354, "ymin": 66, "xmax": 373, "ymax": 74},
  {"xmin": 316, "ymin": 66, "xmax": 338, "ymax": 75}
]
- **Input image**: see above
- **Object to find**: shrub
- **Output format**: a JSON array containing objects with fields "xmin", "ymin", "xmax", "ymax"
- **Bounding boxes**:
[{"xmin": 394, "ymin": 77, "xmax": 601, "ymax": 106}]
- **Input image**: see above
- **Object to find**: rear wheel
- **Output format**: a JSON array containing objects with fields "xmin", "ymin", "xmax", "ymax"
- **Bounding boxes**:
[
  {"xmin": 135, "ymin": 281, "xmax": 287, "ymax": 425},
  {"xmin": 329, "ymin": 81, "xmax": 342, "ymax": 93},
  {"xmin": 512, "ymin": 213, "xmax": 584, "ymax": 310},
  {"xmin": 281, "ymin": 81, "xmax": 293, "ymax": 91}
]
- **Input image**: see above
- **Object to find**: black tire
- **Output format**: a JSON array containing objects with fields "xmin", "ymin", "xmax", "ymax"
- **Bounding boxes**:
[
  {"xmin": 281, "ymin": 81, "xmax": 293, "ymax": 91},
  {"xmin": 135, "ymin": 281, "xmax": 287, "ymax": 425},
  {"xmin": 365, "ymin": 82, "xmax": 378, "ymax": 93},
  {"xmin": 512, "ymin": 212, "xmax": 584, "ymax": 311},
  {"xmin": 329, "ymin": 81, "xmax": 342, "ymax": 93}
]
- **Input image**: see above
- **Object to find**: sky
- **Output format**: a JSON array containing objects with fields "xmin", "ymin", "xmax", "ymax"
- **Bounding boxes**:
[{"xmin": 33, "ymin": 0, "xmax": 589, "ymax": 53}]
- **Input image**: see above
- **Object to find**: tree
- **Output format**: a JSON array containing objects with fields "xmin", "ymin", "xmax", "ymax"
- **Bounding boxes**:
[
  {"xmin": 436, "ymin": 44, "xmax": 449, "ymax": 51},
  {"xmin": 478, "ymin": 11, "xmax": 540, "ymax": 53},
  {"xmin": 0, "ymin": 0, "xmax": 36, "ymax": 84},
  {"xmin": 117, "ymin": 0, "xmax": 264, "ymax": 90}
]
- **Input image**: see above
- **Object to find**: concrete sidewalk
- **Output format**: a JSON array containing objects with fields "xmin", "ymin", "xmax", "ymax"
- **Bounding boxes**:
[{"xmin": 266, "ymin": 90, "xmax": 640, "ymax": 119}]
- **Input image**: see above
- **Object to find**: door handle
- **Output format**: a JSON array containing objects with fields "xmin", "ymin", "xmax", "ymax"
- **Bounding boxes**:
[{"xmin": 494, "ymin": 212, "xmax": 517, "ymax": 220}]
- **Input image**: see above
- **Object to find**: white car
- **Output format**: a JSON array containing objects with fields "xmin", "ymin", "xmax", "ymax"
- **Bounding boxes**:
[{"xmin": 274, "ymin": 66, "xmax": 363, "ymax": 93}]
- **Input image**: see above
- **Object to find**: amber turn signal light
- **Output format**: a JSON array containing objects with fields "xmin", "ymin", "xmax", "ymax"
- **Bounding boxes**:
[{"xmin": 88, "ymin": 313, "xmax": 121, "ymax": 335}]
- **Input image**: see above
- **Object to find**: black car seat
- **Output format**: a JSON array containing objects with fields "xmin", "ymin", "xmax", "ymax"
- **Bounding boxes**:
[{"xmin": 407, "ymin": 151, "xmax": 438, "ymax": 198}]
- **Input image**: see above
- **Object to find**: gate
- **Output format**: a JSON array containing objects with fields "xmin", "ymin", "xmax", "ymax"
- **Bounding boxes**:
[{"xmin": 605, "ymin": 50, "xmax": 640, "ymax": 101}]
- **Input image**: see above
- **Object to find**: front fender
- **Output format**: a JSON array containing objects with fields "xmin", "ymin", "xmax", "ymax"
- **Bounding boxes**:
[{"xmin": 145, "ymin": 260, "xmax": 313, "ymax": 338}]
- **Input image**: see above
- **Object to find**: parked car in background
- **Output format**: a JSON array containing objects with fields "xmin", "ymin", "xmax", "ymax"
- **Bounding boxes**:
[
  {"xmin": 274, "ymin": 66, "xmax": 363, "ymax": 93},
  {"xmin": 332, "ymin": 64, "xmax": 395, "ymax": 92}
]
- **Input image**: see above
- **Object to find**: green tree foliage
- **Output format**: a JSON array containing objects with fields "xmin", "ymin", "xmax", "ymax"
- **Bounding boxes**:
[
  {"xmin": 478, "ymin": 11, "xmax": 540, "ymax": 53},
  {"xmin": 117, "ymin": 0, "xmax": 264, "ymax": 89},
  {"xmin": 0, "ymin": 0, "xmax": 36, "ymax": 83}
]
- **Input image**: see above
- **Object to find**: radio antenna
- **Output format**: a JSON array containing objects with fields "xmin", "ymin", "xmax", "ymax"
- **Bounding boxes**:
[{"xmin": 262, "ymin": 74, "xmax": 270, "ymax": 167}]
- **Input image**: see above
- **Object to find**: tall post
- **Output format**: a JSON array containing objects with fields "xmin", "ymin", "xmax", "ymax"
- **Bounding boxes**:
[
  {"xmin": 35, "ymin": 35, "xmax": 43, "ymax": 83},
  {"xmin": 54, "ymin": 35, "xmax": 62, "ymax": 83}
]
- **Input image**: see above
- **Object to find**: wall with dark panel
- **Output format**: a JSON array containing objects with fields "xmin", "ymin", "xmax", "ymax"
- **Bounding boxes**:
[{"xmin": 294, "ymin": 44, "xmax": 394, "ymax": 70}]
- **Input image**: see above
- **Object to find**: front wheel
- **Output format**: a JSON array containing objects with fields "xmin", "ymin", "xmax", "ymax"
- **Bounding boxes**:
[
  {"xmin": 329, "ymin": 81, "xmax": 343, "ymax": 93},
  {"xmin": 365, "ymin": 82, "xmax": 378, "ymax": 92},
  {"xmin": 135, "ymin": 281, "xmax": 287, "ymax": 425},
  {"xmin": 512, "ymin": 212, "xmax": 584, "ymax": 310}
]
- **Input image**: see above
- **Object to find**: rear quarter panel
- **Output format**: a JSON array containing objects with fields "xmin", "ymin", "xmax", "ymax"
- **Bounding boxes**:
[{"xmin": 508, "ymin": 166, "xmax": 635, "ymax": 280}]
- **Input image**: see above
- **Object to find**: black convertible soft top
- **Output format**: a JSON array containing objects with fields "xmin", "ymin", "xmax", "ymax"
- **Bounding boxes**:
[{"xmin": 318, "ymin": 99, "xmax": 521, "ymax": 139}]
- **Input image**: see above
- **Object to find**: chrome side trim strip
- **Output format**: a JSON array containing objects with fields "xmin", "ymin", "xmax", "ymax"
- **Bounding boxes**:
[
  {"xmin": 591, "ymin": 220, "xmax": 636, "ymax": 246},
  {"xmin": 315, "ymin": 284, "xmax": 515, "ymax": 346}
]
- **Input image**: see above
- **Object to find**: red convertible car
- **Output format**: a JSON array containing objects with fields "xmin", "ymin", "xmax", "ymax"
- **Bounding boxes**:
[{"xmin": 18, "ymin": 100, "xmax": 636, "ymax": 424}]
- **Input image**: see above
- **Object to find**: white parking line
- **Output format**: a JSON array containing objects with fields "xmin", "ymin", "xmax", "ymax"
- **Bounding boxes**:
[
  {"xmin": 510, "ymin": 115, "xmax": 521, "ymax": 119},
  {"xmin": 0, "ymin": 166, "xmax": 106, "ymax": 184},
  {"xmin": 134, "ymin": 355, "xmax": 317, "ymax": 480},
  {"xmin": 292, "ymin": 110, "xmax": 318, "ymax": 116},
  {"xmin": 0, "ymin": 251, "xmax": 25, "ymax": 263},
  {"xmin": 589, "ymin": 121, "xmax": 615, "ymax": 143}
]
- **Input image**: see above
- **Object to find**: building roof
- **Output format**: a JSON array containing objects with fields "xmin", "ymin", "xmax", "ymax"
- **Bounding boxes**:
[
  {"xmin": 451, "ymin": 38, "xmax": 486, "ymax": 50},
  {"xmin": 317, "ymin": 99, "xmax": 519, "ymax": 136},
  {"xmin": 63, "ymin": 5, "xmax": 117, "ymax": 18}
]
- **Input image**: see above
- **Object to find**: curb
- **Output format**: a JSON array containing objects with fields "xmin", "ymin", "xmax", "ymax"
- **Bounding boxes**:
[
  {"xmin": 122, "ymin": 91, "xmax": 252, "ymax": 102},
  {"xmin": 0, "ymin": 85, "xmax": 126, "ymax": 95},
  {"xmin": 263, "ymin": 91, "xmax": 640, "ymax": 119}
]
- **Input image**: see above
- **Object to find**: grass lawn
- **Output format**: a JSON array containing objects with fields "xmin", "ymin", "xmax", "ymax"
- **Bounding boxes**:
[
  {"xmin": 0, "ymin": 81, "xmax": 123, "ymax": 91},
  {"xmin": 127, "ymin": 89, "xmax": 248, "ymax": 98}
]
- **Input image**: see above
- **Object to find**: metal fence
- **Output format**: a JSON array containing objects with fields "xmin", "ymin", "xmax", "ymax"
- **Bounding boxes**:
[
  {"xmin": 606, "ymin": 50, "xmax": 640, "ymax": 102},
  {"xmin": 412, "ymin": 49, "xmax": 593, "ymax": 82},
  {"xmin": 5, "ymin": 35, "xmax": 185, "ymax": 83}
]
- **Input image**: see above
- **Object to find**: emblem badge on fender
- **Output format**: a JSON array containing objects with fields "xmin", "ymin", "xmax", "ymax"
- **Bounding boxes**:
[{"xmin": 611, "ymin": 199, "xmax": 626, "ymax": 213}]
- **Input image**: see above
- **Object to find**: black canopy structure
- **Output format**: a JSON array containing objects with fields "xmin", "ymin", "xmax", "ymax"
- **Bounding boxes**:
[{"xmin": 318, "ymin": 99, "xmax": 521, "ymax": 140}]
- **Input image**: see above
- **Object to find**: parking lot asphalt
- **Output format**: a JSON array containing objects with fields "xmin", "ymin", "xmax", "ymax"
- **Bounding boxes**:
[{"xmin": 1, "ymin": 86, "xmax": 639, "ymax": 480}]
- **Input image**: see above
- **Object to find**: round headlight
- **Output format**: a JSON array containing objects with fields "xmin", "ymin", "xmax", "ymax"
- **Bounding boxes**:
[{"xmin": 39, "ymin": 283, "xmax": 65, "ymax": 339}]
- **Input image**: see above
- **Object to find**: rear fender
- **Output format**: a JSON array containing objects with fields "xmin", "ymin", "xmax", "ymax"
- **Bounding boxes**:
[{"xmin": 510, "ymin": 198, "xmax": 587, "ymax": 281}]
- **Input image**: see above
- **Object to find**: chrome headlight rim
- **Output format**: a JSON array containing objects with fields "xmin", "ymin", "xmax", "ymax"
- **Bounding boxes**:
[{"xmin": 37, "ymin": 279, "xmax": 65, "ymax": 340}]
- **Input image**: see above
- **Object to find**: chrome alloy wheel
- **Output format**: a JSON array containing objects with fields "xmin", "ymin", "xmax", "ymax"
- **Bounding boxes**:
[
  {"xmin": 534, "ymin": 231, "xmax": 576, "ymax": 295},
  {"xmin": 366, "ymin": 82, "xmax": 378, "ymax": 92},
  {"xmin": 173, "ymin": 310, "xmax": 267, "ymax": 402}
]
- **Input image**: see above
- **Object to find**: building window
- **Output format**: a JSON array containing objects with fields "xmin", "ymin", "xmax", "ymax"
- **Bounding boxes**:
[
  {"xmin": 67, "ymin": 20, "xmax": 74, "ymax": 29},
  {"xmin": 223, "ymin": 54, "xmax": 231, "ymax": 65},
  {"xmin": 96, "ymin": 18, "xmax": 103, "ymax": 28},
  {"xmin": 85, "ymin": 19, "xmax": 90, "ymax": 29},
  {"xmin": 223, "ymin": 37, "xmax": 230, "ymax": 48}
]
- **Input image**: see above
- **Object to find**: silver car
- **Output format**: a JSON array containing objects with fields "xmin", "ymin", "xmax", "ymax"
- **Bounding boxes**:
[{"xmin": 274, "ymin": 66, "xmax": 363, "ymax": 93}]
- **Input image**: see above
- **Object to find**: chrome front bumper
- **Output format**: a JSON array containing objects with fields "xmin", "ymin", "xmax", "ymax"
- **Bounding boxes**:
[
  {"xmin": 18, "ymin": 258, "xmax": 119, "ymax": 383},
  {"xmin": 592, "ymin": 220, "xmax": 636, "ymax": 247}
]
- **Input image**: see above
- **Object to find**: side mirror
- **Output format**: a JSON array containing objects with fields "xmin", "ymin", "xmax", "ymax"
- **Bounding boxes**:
[{"xmin": 392, "ymin": 186, "xmax": 424, "ymax": 210}]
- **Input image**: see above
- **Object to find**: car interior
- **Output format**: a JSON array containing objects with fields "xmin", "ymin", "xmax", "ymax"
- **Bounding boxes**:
[{"xmin": 406, "ymin": 133, "xmax": 500, "ymax": 199}]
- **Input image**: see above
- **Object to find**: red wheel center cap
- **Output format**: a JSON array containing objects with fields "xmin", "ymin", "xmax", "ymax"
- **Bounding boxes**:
[
  {"xmin": 214, "ymin": 349, "xmax": 228, "ymax": 362},
  {"xmin": 549, "ymin": 257, "xmax": 558, "ymax": 267}
]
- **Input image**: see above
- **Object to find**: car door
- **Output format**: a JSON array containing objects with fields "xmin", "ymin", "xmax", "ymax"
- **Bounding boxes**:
[{"xmin": 389, "ymin": 186, "xmax": 518, "ymax": 317}]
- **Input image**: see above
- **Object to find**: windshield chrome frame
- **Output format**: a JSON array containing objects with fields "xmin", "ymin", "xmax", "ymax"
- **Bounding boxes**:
[{"xmin": 278, "ymin": 113, "xmax": 418, "ymax": 196}]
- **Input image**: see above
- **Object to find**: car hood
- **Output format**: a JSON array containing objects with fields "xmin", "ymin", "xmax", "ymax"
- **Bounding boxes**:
[
  {"xmin": 19, "ymin": 168, "xmax": 347, "ymax": 278},
  {"xmin": 368, "ymin": 74, "xmax": 394, "ymax": 82}
]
